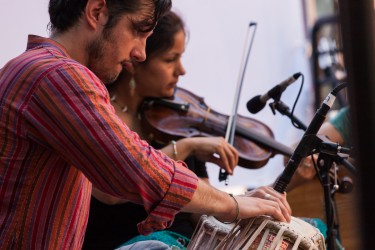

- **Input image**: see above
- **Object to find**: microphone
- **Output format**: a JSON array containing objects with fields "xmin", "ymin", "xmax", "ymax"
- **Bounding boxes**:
[
  {"xmin": 274, "ymin": 83, "xmax": 347, "ymax": 193},
  {"xmin": 246, "ymin": 72, "xmax": 302, "ymax": 114}
]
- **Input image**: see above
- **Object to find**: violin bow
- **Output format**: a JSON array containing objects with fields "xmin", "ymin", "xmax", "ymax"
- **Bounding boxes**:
[{"xmin": 220, "ymin": 22, "xmax": 258, "ymax": 184}]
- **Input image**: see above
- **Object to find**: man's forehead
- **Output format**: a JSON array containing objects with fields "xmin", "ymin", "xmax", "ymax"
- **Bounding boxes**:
[
  {"xmin": 127, "ymin": 6, "xmax": 155, "ymax": 32},
  {"xmin": 135, "ymin": 0, "xmax": 155, "ymax": 18}
]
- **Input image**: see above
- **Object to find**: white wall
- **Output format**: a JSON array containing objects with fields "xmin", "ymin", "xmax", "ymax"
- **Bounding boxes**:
[
  {"xmin": 172, "ymin": 1, "xmax": 314, "ymax": 191},
  {"xmin": 0, "ymin": 1, "xmax": 314, "ymax": 192},
  {"xmin": 0, "ymin": 1, "xmax": 50, "ymax": 65}
]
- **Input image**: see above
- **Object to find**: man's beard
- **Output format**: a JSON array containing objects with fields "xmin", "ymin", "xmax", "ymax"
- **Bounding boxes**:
[{"xmin": 87, "ymin": 34, "xmax": 120, "ymax": 84}]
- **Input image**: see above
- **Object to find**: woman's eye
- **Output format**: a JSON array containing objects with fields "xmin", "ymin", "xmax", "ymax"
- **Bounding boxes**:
[{"xmin": 163, "ymin": 58, "xmax": 175, "ymax": 63}]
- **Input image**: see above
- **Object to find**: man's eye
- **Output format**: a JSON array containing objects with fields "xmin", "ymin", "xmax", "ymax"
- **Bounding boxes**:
[{"xmin": 134, "ymin": 22, "xmax": 154, "ymax": 33}]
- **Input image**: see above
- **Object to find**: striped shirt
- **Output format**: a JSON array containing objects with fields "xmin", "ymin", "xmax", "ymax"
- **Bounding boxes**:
[{"xmin": 0, "ymin": 35, "xmax": 198, "ymax": 249}]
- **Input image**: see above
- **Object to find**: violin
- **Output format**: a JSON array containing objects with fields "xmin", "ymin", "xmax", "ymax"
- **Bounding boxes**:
[{"xmin": 140, "ymin": 87, "xmax": 293, "ymax": 169}]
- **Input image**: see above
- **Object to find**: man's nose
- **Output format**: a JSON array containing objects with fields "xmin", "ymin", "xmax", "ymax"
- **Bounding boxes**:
[{"xmin": 131, "ymin": 40, "xmax": 147, "ymax": 62}]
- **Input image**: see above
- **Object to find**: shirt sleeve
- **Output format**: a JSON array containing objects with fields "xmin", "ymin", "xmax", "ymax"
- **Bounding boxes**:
[{"xmin": 24, "ymin": 62, "xmax": 198, "ymax": 234}]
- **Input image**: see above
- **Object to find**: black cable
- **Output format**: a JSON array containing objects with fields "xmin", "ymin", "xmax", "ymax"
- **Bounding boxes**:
[{"xmin": 290, "ymin": 73, "xmax": 304, "ymax": 129}]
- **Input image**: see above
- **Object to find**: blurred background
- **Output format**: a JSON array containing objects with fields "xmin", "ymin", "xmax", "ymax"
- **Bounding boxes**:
[
  {"xmin": 1, "ymin": 1, "xmax": 372, "ymax": 249},
  {"xmin": 171, "ymin": 0, "xmax": 348, "ymax": 191}
]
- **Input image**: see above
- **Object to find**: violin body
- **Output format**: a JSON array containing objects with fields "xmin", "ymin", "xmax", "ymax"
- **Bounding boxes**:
[{"xmin": 141, "ymin": 87, "xmax": 293, "ymax": 169}]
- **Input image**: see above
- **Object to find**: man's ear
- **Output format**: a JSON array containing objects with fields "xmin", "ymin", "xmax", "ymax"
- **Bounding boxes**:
[{"xmin": 85, "ymin": 0, "xmax": 109, "ymax": 30}]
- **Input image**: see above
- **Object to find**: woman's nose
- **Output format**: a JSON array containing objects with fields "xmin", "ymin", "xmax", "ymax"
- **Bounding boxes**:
[{"xmin": 177, "ymin": 61, "xmax": 186, "ymax": 76}]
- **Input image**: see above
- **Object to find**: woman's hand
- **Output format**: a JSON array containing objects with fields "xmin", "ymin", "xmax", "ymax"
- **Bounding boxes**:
[{"xmin": 171, "ymin": 137, "xmax": 239, "ymax": 175}]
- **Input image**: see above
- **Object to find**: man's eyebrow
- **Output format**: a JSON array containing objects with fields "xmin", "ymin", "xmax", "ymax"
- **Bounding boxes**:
[{"xmin": 132, "ymin": 17, "xmax": 155, "ymax": 32}]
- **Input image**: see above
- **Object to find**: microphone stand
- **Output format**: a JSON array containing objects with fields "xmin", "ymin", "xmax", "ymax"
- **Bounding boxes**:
[
  {"xmin": 318, "ymin": 150, "xmax": 340, "ymax": 250},
  {"xmin": 313, "ymin": 135, "xmax": 348, "ymax": 250},
  {"xmin": 273, "ymin": 97, "xmax": 356, "ymax": 250}
]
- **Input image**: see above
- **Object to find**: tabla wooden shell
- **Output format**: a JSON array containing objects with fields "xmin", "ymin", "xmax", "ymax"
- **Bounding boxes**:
[
  {"xmin": 187, "ymin": 215, "xmax": 233, "ymax": 250},
  {"xmin": 188, "ymin": 215, "xmax": 326, "ymax": 250}
]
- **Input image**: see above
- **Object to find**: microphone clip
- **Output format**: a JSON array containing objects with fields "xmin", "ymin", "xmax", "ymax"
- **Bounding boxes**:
[
  {"xmin": 319, "ymin": 141, "xmax": 353, "ymax": 158},
  {"xmin": 268, "ymin": 100, "xmax": 289, "ymax": 116}
]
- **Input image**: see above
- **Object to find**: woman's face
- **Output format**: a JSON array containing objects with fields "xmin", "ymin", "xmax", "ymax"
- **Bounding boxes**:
[{"xmin": 133, "ymin": 29, "xmax": 186, "ymax": 98}]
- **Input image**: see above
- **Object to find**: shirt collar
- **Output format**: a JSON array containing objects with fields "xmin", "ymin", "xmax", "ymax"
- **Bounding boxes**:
[{"xmin": 26, "ymin": 35, "xmax": 71, "ymax": 59}]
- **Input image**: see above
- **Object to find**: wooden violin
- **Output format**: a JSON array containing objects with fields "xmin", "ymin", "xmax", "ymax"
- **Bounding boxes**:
[{"xmin": 140, "ymin": 87, "xmax": 293, "ymax": 169}]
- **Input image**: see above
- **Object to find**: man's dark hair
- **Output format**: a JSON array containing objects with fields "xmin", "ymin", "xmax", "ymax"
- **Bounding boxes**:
[
  {"xmin": 48, "ymin": 0, "xmax": 171, "ymax": 34},
  {"xmin": 144, "ymin": 10, "xmax": 186, "ymax": 60}
]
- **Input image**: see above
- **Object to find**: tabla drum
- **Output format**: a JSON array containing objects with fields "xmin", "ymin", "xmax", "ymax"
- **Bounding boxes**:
[
  {"xmin": 188, "ymin": 215, "xmax": 326, "ymax": 250},
  {"xmin": 187, "ymin": 215, "xmax": 233, "ymax": 250}
]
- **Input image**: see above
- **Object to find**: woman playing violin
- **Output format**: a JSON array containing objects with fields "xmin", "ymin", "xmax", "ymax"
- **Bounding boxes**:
[{"xmin": 83, "ymin": 10, "xmax": 240, "ymax": 250}]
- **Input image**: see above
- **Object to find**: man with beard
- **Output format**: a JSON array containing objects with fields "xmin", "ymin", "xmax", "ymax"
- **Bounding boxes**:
[{"xmin": 0, "ymin": 0, "xmax": 291, "ymax": 249}]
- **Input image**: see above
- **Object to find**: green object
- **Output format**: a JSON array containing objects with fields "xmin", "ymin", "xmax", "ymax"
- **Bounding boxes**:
[
  {"xmin": 330, "ymin": 106, "xmax": 351, "ymax": 147},
  {"xmin": 119, "ymin": 230, "xmax": 190, "ymax": 250}
]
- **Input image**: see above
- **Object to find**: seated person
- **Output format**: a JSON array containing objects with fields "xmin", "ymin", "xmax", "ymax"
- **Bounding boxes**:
[
  {"xmin": 287, "ymin": 106, "xmax": 351, "ymax": 191},
  {"xmin": 83, "ymin": 10, "xmax": 239, "ymax": 250}
]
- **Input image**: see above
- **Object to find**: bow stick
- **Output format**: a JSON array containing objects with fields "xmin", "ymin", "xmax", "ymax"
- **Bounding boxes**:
[{"xmin": 220, "ymin": 22, "xmax": 258, "ymax": 184}]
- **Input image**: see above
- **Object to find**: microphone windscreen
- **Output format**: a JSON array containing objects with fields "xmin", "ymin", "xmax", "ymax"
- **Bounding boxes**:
[{"xmin": 246, "ymin": 95, "xmax": 266, "ymax": 114}]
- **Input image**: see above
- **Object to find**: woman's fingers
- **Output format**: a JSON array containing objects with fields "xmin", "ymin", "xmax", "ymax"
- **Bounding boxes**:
[
  {"xmin": 195, "ymin": 137, "xmax": 238, "ymax": 175},
  {"xmin": 215, "ymin": 139, "xmax": 238, "ymax": 174},
  {"xmin": 227, "ymin": 143, "xmax": 239, "ymax": 171}
]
